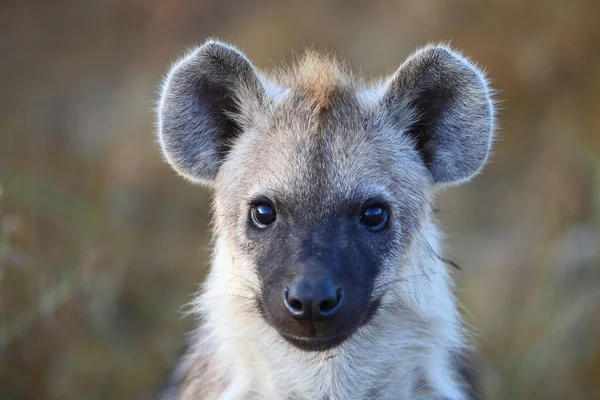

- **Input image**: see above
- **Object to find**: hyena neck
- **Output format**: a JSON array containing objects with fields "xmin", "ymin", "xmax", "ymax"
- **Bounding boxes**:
[{"xmin": 187, "ymin": 220, "xmax": 470, "ymax": 400}]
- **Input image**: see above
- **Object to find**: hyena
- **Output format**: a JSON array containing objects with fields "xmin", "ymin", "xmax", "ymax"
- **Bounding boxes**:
[{"xmin": 156, "ymin": 39, "xmax": 495, "ymax": 400}]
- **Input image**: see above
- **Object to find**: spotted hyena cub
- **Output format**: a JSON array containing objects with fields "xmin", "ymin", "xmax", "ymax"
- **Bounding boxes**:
[{"xmin": 156, "ymin": 40, "xmax": 495, "ymax": 400}]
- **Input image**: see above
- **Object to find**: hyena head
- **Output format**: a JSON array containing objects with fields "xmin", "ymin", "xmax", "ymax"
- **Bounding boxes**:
[{"xmin": 157, "ymin": 41, "xmax": 494, "ymax": 352}]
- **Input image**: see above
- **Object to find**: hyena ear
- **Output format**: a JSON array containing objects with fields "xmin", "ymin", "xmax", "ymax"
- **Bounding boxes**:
[
  {"xmin": 157, "ymin": 40, "xmax": 265, "ymax": 184},
  {"xmin": 381, "ymin": 44, "xmax": 495, "ymax": 185}
]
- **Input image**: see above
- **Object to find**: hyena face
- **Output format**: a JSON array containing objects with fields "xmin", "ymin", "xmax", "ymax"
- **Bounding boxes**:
[
  {"xmin": 158, "ymin": 41, "xmax": 494, "ymax": 351},
  {"xmin": 212, "ymin": 75, "xmax": 430, "ymax": 351}
]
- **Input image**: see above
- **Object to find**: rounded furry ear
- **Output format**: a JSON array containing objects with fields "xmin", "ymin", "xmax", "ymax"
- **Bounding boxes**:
[
  {"xmin": 157, "ymin": 40, "xmax": 264, "ymax": 185},
  {"xmin": 381, "ymin": 45, "xmax": 495, "ymax": 185}
]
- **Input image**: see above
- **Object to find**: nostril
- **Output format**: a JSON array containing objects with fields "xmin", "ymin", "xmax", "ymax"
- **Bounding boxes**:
[
  {"xmin": 289, "ymin": 298, "xmax": 303, "ymax": 312},
  {"xmin": 319, "ymin": 297, "xmax": 336, "ymax": 313},
  {"xmin": 284, "ymin": 287, "xmax": 304, "ymax": 314},
  {"xmin": 318, "ymin": 288, "xmax": 343, "ymax": 315}
]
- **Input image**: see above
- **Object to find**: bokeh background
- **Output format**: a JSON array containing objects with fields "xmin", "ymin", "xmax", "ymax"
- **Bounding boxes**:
[{"xmin": 1, "ymin": 0, "xmax": 599, "ymax": 398}]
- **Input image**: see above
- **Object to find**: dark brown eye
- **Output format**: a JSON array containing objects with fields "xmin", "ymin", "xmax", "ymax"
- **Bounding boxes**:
[
  {"xmin": 360, "ymin": 204, "xmax": 388, "ymax": 231},
  {"xmin": 251, "ymin": 203, "xmax": 276, "ymax": 228}
]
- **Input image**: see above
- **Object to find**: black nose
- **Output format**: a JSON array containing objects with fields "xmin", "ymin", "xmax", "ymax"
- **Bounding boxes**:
[{"xmin": 283, "ymin": 278, "xmax": 344, "ymax": 321}]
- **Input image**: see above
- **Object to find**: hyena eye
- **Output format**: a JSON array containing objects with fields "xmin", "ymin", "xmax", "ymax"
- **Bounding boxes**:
[
  {"xmin": 360, "ymin": 204, "xmax": 389, "ymax": 231},
  {"xmin": 250, "ymin": 203, "xmax": 276, "ymax": 228}
]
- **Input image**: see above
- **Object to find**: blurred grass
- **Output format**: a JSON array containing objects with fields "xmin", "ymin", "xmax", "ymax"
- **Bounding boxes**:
[{"xmin": 1, "ymin": 0, "xmax": 600, "ymax": 398}]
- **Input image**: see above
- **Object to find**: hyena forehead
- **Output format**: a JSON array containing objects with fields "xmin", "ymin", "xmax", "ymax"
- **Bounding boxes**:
[{"xmin": 217, "ymin": 53, "xmax": 425, "ymax": 206}]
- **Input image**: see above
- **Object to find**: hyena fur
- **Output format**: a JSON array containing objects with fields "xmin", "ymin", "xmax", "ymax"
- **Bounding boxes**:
[{"xmin": 156, "ymin": 39, "xmax": 495, "ymax": 400}]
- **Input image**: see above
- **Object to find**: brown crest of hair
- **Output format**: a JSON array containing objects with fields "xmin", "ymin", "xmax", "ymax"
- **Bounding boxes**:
[{"xmin": 287, "ymin": 50, "xmax": 354, "ymax": 118}]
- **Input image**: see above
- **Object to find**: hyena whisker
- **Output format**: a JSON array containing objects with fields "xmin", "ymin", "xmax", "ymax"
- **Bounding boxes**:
[
  {"xmin": 373, "ymin": 291, "xmax": 436, "ymax": 299},
  {"xmin": 200, "ymin": 296, "xmax": 261, "ymax": 318},
  {"xmin": 207, "ymin": 274, "xmax": 260, "ymax": 294},
  {"xmin": 201, "ymin": 293, "xmax": 258, "ymax": 302},
  {"xmin": 372, "ymin": 271, "xmax": 442, "ymax": 293},
  {"xmin": 217, "ymin": 270, "xmax": 262, "ymax": 290},
  {"xmin": 225, "ymin": 294, "xmax": 257, "ymax": 301},
  {"xmin": 437, "ymin": 256, "xmax": 462, "ymax": 271},
  {"xmin": 424, "ymin": 239, "xmax": 463, "ymax": 271}
]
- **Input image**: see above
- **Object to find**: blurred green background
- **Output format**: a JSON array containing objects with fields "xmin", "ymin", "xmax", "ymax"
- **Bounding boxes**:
[{"xmin": 1, "ymin": 0, "xmax": 599, "ymax": 399}]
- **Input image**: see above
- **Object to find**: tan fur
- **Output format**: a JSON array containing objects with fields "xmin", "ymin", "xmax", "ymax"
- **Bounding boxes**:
[
  {"xmin": 178, "ymin": 358, "xmax": 222, "ymax": 400},
  {"xmin": 285, "ymin": 52, "xmax": 352, "ymax": 117}
]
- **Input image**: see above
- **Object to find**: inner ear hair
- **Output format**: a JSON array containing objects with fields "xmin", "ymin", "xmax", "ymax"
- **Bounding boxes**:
[{"xmin": 382, "ymin": 44, "xmax": 495, "ymax": 185}]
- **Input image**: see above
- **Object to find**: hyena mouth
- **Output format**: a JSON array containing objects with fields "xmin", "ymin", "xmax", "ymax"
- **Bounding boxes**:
[
  {"xmin": 258, "ymin": 295, "xmax": 383, "ymax": 352},
  {"xmin": 279, "ymin": 332, "xmax": 352, "ymax": 352}
]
